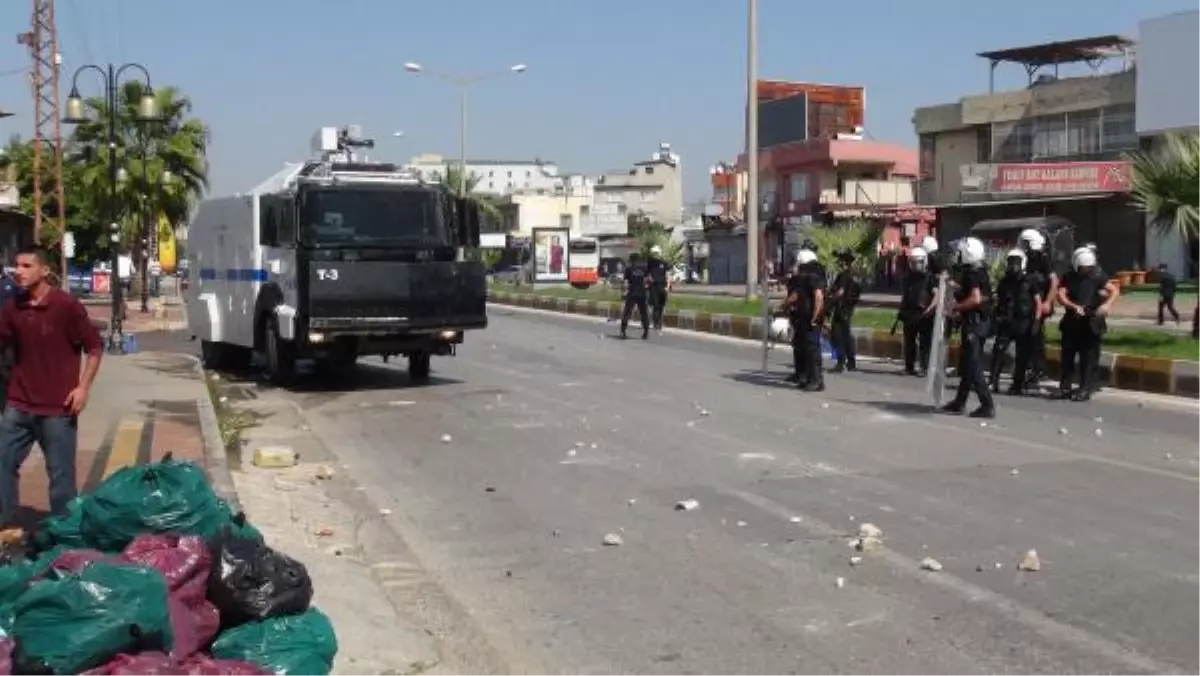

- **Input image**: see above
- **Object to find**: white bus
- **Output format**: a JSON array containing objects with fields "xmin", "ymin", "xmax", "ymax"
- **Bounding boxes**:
[{"xmin": 568, "ymin": 237, "xmax": 599, "ymax": 289}]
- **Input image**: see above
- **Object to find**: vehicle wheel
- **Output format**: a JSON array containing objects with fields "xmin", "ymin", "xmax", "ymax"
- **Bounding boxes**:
[
  {"xmin": 200, "ymin": 340, "xmax": 251, "ymax": 371},
  {"xmin": 200, "ymin": 340, "xmax": 223, "ymax": 369},
  {"xmin": 570, "ymin": 282, "xmax": 591, "ymax": 290},
  {"xmin": 264, "ymin": 318, "xmax": 296, "ymax": 386},
  {"xmin": 408, "ymin": 350, "xmax": 431, "ymax": 381}
]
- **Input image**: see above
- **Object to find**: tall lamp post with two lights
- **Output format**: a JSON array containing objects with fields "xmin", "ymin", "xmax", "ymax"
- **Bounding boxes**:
[
  {"xmin": 63, "ymin": 63, "xmax": 159, "ymax": 353},
  {"xmin": 402, "ymin": 61, "xmax": 525, "ymax": 257}
]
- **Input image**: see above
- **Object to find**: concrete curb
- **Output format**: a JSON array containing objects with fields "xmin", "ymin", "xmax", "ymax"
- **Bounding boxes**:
[
  {"xmin": 489, "ymin": 290, "xmax": 1200, "ymax": 399},
  {"xmin": 182, "ymin": 354, "xmax": 242, "ymax": 512}
]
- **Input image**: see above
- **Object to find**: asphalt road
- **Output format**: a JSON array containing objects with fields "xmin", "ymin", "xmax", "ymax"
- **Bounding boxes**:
[{"xmin": 221, "ymin": 309, "xmax": 1197, "ymax": 674}]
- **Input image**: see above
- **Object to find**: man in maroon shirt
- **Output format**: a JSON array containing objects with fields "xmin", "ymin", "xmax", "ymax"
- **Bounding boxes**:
[{"xmin": 0, "ymin": 246, "xmax": 102, "ymax": 524}]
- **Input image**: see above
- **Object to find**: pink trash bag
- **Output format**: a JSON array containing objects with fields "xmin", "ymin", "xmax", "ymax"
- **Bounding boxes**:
[
  {"xmin": 83, "ymin": 652, "xmax": 268, "ymax": 675},
  {"xmin": 40, "ymin": 548, "xmax": 112, "ymax": 577},
  {"xmin": 120, "ymin": 535, "xmax": 220, "ymax": 657},
  {"xmin": 0, "ymin": 637, "xmax": 12, "ymax": 676}
]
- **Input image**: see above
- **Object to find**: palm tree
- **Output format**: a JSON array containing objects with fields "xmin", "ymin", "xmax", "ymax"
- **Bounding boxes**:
[
  {"xmin": 1127, "ymin": 131, "xmax": 1200, "ymax": 337},
  {"xmin": 435, "ymin": 163, "xmax": 502, "ymax": 221},
  {"xmin": 68, "ymin": 81, "xmax": 209, "ymax": 248}
]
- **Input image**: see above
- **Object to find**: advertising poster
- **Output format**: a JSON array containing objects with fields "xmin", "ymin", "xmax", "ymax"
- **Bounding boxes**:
[
  {"xmin": 531, "ymin": 227, "xmax": 570, "ymax": 283},
  {"xmin": 157, "ymin": 214, "xmax": 178, "ymax": 275}
]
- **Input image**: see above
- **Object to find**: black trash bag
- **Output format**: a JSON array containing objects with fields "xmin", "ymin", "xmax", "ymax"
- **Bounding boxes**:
[{"xmin": 207, "ymin": 528, "xmax": 312, "ymax": 627}]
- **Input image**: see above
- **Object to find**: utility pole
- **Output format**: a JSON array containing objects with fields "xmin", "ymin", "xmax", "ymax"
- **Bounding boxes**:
[
  {"xmin": 17, "ymin": 0, "xmax": 67, "ymax": 282},
  {"xmin": 745, "ymin": 0, "xmax": 759, "ymax": 300}
]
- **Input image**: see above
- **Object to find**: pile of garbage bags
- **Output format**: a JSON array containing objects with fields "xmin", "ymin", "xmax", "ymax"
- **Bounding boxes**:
[{"xmin": 0, "ymin": 459, "xmax": 337, "ymax": 675}]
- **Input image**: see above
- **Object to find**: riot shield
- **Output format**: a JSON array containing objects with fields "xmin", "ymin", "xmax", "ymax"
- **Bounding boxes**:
[{"xmin": 924, "ymin": 272, "xmax": 952, "ymax": 407}]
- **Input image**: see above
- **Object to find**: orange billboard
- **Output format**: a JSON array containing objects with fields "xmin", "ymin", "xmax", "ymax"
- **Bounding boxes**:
[{"xmin": 757, "ymin": 80, "xmax": 865, "ymax": 140}]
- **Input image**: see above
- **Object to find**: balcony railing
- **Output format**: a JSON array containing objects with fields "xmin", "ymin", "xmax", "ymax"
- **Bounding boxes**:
[{"xmin": 818, "ymin": 179, "xmax": 915, "ymax": 207}]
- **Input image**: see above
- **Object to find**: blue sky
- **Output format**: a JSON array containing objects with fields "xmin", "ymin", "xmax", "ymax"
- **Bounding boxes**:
[{"xmin": 0, "ymin": 0, "xmax": 1191, "ymax": 200}]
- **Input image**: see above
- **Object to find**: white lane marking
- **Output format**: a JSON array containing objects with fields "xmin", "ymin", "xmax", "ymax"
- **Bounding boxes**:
[{"xmin": 724, "ymin": 487, "xmax": 1183, "ymax": 675}]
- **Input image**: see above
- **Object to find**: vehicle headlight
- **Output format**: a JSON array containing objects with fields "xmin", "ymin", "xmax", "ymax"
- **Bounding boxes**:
[
  {"xmin": 308, "ymin": 331, "xmax": 325, "ymax": 343},
  {"xmin": 439, "ymin": 330, "xmax": 458, "ymax": 340}
]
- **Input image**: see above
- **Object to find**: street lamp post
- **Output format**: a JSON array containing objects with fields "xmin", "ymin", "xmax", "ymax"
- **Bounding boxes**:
[
  {"xmin": 746, "ymin": 0, "xmax": 760, "ymax": 303},
  {"xmin": 138, "ymin": 154, "xmax": 172, "ymax": 314},
  {"xmin": 403, "ymin": 61, "xmax": 526, "ymax": 257},
  {"xmin": 63, "ymin": 63, "xmax": 159, "ymax": 354}
]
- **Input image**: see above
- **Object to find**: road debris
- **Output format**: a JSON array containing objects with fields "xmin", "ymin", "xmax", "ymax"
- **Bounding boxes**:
[
  {"xmin": 1094, "ymin": 428, "xmax": 1103, "ymax": 437},
  {"xmin": 1093, "ymin": 416, "xmax": 1104, "ymax": 423},
  {"xmin": 1010, "ymin": 468, "xmax": 1020, "ymax": 476},
  {"xmin": 485, "ymin": 486, "xmax": 496, "ymax": 493},
  {"xmin": 602, "ymin": 533, "xmax": 624, "ymax": 546},
  {"xmin": 252, "ymin": 446, "xmax": 298, "ymax": 469},
  {"xmin": 379, "ymin": 508, "xmax": 393, "ymax": 516},
  {"xmin": 1058, "ymin": 427, "xmax": 1069, "ymax": 436},
  {"xmin": 674, "ymin": 499, "xmax": 700, "ymax": 511},
  {"xmin": 736, "ymin": 520, "xmax": 747, "ymax": 527},
  {"xmin": 835, "ymin": 577, "xmax": 846, "ymax": 589},
  {"xmin": 1018, "ymin": 549, "xmax": 1041, "ymax": 572},
  {"xmin": 314, "ymin": 464, "xmax": 336, "ymax": 480},
  {"xmin": 699, "ymin": 409, "xmax": 710, "ymax": 417},
  {"xmin": 574, "ymin": 441, "xmax": 585, "ymax": 448},
  {"xmin": 858, "ymin": 523, "xmax": 883, "ymax": 539},
  {"xmin": 920, "ymin": 557, "xmax": 944, "ymax": 572},
  {"xmin": 686, "ymin": 421, "xmax": 696, "ymax": 428},
  {"xmin": 440, "ymin": 433, "xmax": 453, "ymax": 444},
  {"xmin": 315, "ymin": 527, "xmax": 334, "ymax": 538},
  {"xmin": 627, "ymin": 498, "xmax": 637, "ymax": 506},
  {"xmin": 789, "ymin": 516, "xmax": 802, "ymax": 523},
  {"xmin": 1165, "ymin": 453, "xmax": 1173, "ymax": 460},
  {"xmin": 852, "ymin": 537, "xmax": 881, "ymax": 552},
  {"xmin": 566, "ymin": 449, "xmax": 577, "ymax": 457},
  {"xmin": 849, "ymin": 556, "xmax": 862, "ymax": 566},
  {"xmin": 821, "ymin": 402, "xmax": 830, "ymax": 409}
]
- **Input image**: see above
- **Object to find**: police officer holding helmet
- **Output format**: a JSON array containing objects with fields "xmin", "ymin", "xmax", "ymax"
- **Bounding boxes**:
[
  {"xmin": 942, "ymin": 237, "xmax": 996, "ymax": 418},
  {"xmin": 990, "ymin": 249, "xmax": 1043, "ymax": 394},
  {"xmin": 785, "ymin": 247, "xmax": 826, "ymax": 391},
  {"xmin": 1056, "ymin": 246, "xmax": 1118, "ymax": 401}
]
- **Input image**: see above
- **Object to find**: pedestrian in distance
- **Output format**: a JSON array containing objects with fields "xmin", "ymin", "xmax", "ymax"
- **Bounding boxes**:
[
  {"xmin": 0, "ymin": 246, "xmax": 103, "ymax": 526},
  {"xmin": 1156, "ymin": 263, "xmax": 1181, "ymax": 326},
  {"xmin": 646, "ymin": 245, "xmax": 671, "ymax": 332},
  {"xmin": 827, "ymin": 249, "xmax": 862, "ymax": 373},
  {"xmin": 619, "ymin": 252, "xmax": 650, "ymax": 340},
  {"xmin": 785, "ymin": 248, "xmax": 826, "ymax": 391},
  {"xmin": 941, "ymin": 237, "xmax": 996, "ymax": 419},
  {"xmin": 898, "ymin": 246, "xmax": 937, "ymax": 377},
  {"xmin": 1056, "ymin": 246, "xmax": 1118, "ymax": 402},
  {"xmin": 989, "ymin": 249, "xmax": 1042, "ymax": 395}
]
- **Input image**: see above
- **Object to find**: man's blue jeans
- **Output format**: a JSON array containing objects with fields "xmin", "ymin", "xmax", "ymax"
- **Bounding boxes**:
[{"xmin": 0, "ymin": 407, "xmax": 78, "ymax": 524}]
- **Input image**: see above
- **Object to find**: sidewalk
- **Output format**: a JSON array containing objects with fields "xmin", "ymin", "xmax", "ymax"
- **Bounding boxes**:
[{"xmin": 16, "ymin": 351, "xmax": 214, "ymax": 520}]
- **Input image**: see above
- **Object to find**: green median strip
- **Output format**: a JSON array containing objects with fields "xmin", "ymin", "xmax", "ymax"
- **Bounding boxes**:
[{"xmin": 489, "ymin": 282, "xmax": 1200, "ymax": 362}]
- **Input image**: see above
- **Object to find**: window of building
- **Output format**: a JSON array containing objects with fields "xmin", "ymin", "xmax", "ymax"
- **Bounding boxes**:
[
  {"xmin": 919, "ymin": 134, "xmax": 936, "ymax": 177},
  {"xmin": 580, "ymin": 205, "xmax": 590, "ymax": 216},
  {"xmin": 644, "ymin": 166, "xmax": 655, "ymax": 175},
  {"xmin": 991, "ymin": 120, "xmax": 1033, "ymax": 162},
  {"xmin": 616, "ymin": 203, "xmax": 628, "ymax": 215},
  {"xmin": 559, "ymin": 214, "xmax": 572, "ymax": 229},
  {"xmin": 525, "ymin": 170, "xmax": 531, "ymax": 177},
  {"xmin": 975, "ymin": 126, "xmax": 992, "ymax": 163},
  {"xmin": 1032, "ymin": 114, "xmax": 1067, "ymax": 159},
  {"xmin": 788, "ymin": 173, "xmax": 809, "ymax": 200},
  {"xmin": 1101, "ymin": 103, "xmax": 1136, "ymax": 153},
  {"xmin": 507, "ymin": 170, "xmax": 513, "ymax": 178},
  {"xmin": 489, "ymin": 170, "xmax": 494, "ymax": 177}
]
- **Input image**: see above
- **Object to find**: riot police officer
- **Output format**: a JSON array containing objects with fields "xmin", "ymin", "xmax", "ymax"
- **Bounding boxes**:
[
  {"xmin": 619, "ymin": 252, "xmax": 650, "ymax": 340},
  {"xmin": 942, "ymin": 237, "xmax": 996, "ymax": 418},
  {"xmin": 989, "ymin": 249, "xmax": 1043, "ymax": 394},
  {"xmin": 1018, "ymin": 229, "xmax": 1057, "ymax": 390},
  {"xmin": 899, "ymin": 246, "xmax": 936, "ymax": 376},
  {"xmin": 828, "ymin": 249, "xmax": 861, "ymax": 373},
  {"xmin": 646, "ymin": 245, "xmax": 670, "ymax": 332},
  {"xmin": 786, "ymin": 248, "xmax": 826, "ymax": 391},
  {"xmin": 1056, "ymin": 246, "xmax": 1118, "ymax": 401}
]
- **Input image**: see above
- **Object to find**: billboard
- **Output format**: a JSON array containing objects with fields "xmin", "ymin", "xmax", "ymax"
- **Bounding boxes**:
[
  {"xmin": 758, "ymin": 93, "xmax": 808, "ymax": 150},
  {"xmin": 531, "ymin": 227, "xmax": 570, "ymax": 283},
  {"xmin": 960, "ymin": 162, "xmax": 1133, "ymax": 194},
  {"xmin": 157, "ymin": 214, "xmax": 177, "ymax": 275},
  {"xmin": 1136, "ymin": 11, "xmax": 1199, "ymax": 135}
]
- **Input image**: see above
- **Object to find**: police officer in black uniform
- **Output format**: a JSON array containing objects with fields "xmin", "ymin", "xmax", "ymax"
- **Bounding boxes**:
[
  {"xmin": 619, "ymin": 252, "xmax": 650, "ymax": 340},
  {"xmin": 828, "ymin": 250, "xmax": 861, "ymax": 373},
  {"xmin": 1018, "ymin": 229, "xmax": 1057, "ymax": 390},
  {"xmin": 1056, "ymin": 246, "xmax": 1118, "ymax": 401},
  {"xmin": 785, "ymin": 247, "xmax": 826, "ymax": 391},
  {"xmin": 989, "ymin": 249, "xmax": 1043, "ymax": 394},
  {"xmin": 899, "ymin": 246, "xmax": 936, "ymax": 376},
  {"xmin": 942, "ymin": 237, "xmax": 996, "ymax": 418},
  {"xmin": 646, "ymin": 245, "xmax": 670, "ymax": 332}
]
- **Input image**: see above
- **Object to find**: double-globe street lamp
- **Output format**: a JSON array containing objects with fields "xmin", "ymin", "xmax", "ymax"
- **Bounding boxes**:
[
  {"xmin": 402, "ymin": 61, "xmax": 526, "ymax": 257},
  {"xmin": 63, "ymin": 63, "xmax": 159, "ymax": 353}
]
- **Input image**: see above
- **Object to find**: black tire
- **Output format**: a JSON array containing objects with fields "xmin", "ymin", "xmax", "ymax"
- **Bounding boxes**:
[
  {"xmin": 408, "ymin": 350, "xmax": 431, "ymax": 381},
  {"xmin": 264, "ymin": 318, "xmax": 296, "ymax": 386},
  {"xmin": 201, "ymin": 340, "xmax": 251, "ymax": 371}
]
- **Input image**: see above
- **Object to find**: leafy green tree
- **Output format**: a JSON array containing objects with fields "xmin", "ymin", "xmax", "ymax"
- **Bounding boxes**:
[
  {"xmin": 435, "ymin": 164, "xmax": 502, "ymax": 222},
  {"xmin": 1, "ymin": 135, "xmax": 103, "ymax": 262},
  {"xmin": 800, "ymin": 219, "xmax": 882, "ymax": 278},
  {"xmin": 1127, "ymin": 132, "xmax": 1200, "ymax": 336}
]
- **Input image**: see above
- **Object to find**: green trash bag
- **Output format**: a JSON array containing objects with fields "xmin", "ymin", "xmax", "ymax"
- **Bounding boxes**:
[
  {"xmin": 32, "ymin": 498, "xmax": 88, "ymax": 552},
  {"xmin": 211, "ymin": 608, "xmax": 337, "ymax": 675},
  {"xmin": 217, "ymin": 500, "xmax": 264, "ymax": 543},
  {"xmin": 10, "ymin": 561, "xmax": 173, "ymax": 674},
  {"xmin": 80, "ymin": 459, "xmax": 229, "ymax": 552},
  {"xmin": 0, "ymin": 560, "xmax": 35, "ymax": 636}
]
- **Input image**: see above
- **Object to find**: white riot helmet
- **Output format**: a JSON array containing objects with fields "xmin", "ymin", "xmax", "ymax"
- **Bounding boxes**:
[
  {"xmin": 920, "ymin": 235, "xmax": 939, "ymax": 254},
  {"xmin": 1018, "ymin": 228, "xmax": 1045, "ymax": 252},
  {"xmin": 956, "ymin": 237, "xmax": 986, "ymax": 267},
  {"xmin": 1084, "ymin": 242, "xmax": 1098, "ymax": 253},
  {"xmin": 795, "ymin": 249, "xmax": 818, "ymax": 265},
  {"xmin": 1072, "ymin": 246, "xmax": 1096, "ymax": 270},
  {"xmin": 909, "ymin": 246, "xmax": 929, "ymax": 271},
  {"xmin": 1005, "ymin": 248, "xmax": 1027, "ymax": 272},
  {"xmin": 650, "ymin": 244, "xmax": 663, "ymax": 256}
]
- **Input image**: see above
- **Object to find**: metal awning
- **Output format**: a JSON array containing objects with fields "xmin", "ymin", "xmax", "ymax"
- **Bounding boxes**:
[{"xmin": 970, "ymin": 215, "xmax": 1074, "ymax": 235}]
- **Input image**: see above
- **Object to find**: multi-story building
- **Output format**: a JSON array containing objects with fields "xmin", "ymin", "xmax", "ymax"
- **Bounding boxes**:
[
  {"xmin": 406, "ymin": 153, "xmax": 560, "ymax": 196},
  {"xmin": 1135, "ymin": 10, "xmax": 1198, "ymax": 277},
  {"xmin": 592, "ymin": 143, "xmax": 684, "ymax": 228},
  {"xmin": 492, "ymin": 175, "xmax": 597, "ymax": 238},
  {"xmin": 912, "ymin": 34, "xmax": 1144, "ymax": 272}
]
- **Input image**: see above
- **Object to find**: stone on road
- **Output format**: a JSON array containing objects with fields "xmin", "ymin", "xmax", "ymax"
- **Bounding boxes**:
[{"xmin": 274, "ymin": 308, "xmax": 1199, "ymax": 674}]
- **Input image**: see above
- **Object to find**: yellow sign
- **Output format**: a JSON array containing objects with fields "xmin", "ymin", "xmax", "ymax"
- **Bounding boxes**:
[{"xmin": 157, "ymin": 215, "xmax": 177, "ymax": 275}]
